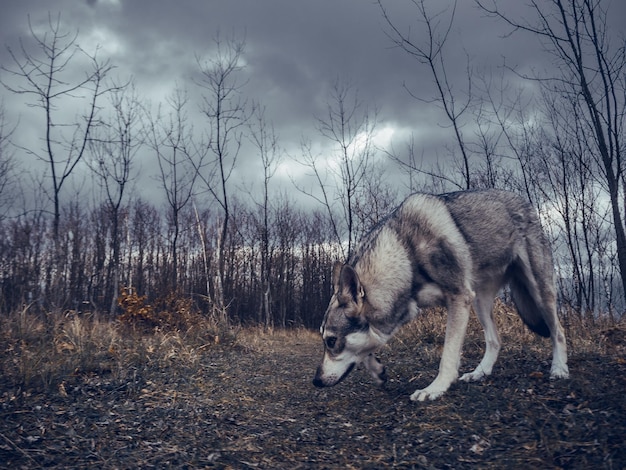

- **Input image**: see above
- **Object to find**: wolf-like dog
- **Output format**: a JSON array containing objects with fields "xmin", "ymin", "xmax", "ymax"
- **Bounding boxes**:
[{"xmin": 313, "ymin": 189, "xmax": 569, "ymax": 401}]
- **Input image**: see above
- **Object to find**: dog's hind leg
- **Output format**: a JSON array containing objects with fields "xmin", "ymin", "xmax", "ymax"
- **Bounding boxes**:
[
  {"xmin": 411, "ymin": 291, "xmax": 473, "ymax": 401},
  {"xmin": 535, "ymin": 285, "xmax": 569, "ymax": 379},
  {"xmin": 527, "ymin": 277, "xmax": 569, "ymax": 379},
  {"xmin": 460, "ymin": 286, "xmax": 501, "ymax": 382},
  {"xmin": 548, "ymin": 323, "xmax": 569, "ymax": 379},
  {"xmin": 534, "ymin": 272, "xmax": 569, "ymax": 380}
]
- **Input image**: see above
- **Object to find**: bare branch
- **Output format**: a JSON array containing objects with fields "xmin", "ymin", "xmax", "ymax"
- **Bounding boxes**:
[{"xmin": 378, "ymin": 0, "xmax": 473, "ymax": 188}]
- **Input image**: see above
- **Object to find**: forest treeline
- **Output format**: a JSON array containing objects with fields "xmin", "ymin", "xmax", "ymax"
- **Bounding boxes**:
[
  {"xmin": 0, "ymin": 196, "xmax": 344, "ymax": 329},
  {"xmin": 0, "ymin": 1, "xmax": 624, "ymax": 326}
]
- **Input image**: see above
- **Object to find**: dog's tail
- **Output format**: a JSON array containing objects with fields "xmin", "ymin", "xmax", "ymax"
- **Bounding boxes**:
[{"xmin": 508, "ymin": 263, "xmax": 551, "ymax": 338}]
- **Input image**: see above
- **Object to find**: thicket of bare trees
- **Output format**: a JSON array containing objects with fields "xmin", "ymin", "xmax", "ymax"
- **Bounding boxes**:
[
  {"xmin": 0, "ymin": 195, "xmax": 339, "ymax": 328},
  {"xmin": 0, "ymin": 2, "xmax": 624, "ymax": 327}
]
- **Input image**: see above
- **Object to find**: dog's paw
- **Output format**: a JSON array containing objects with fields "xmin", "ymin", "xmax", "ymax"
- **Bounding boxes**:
[
  {"xmin": 550, "ymin": 364, "xmax": 570, "ymax": 380},
  {"xmin": 374, "ymin": 368, "xmax": 388, "ymax": 386},
  {"xmin": 459, "ymin": 369, "xmax": 486, "ymax": 382},
  {"xmin": 409, "ymin": 386, "xmax": 446, "ymax": 402}
]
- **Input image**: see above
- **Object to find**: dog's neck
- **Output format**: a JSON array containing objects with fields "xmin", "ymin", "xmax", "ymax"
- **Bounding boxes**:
[{"xmin": 369, "ymin": 325, "xmax": 392, "ymax": 345}]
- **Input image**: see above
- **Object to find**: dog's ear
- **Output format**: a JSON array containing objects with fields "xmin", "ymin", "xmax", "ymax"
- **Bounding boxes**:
[
  {"xmin": 336, "ymin": 265, "xmax": 365, "ymax": 312},
  {"xmin": 332, "ymin": 261, "xmax": 344, "ymax": 294}
]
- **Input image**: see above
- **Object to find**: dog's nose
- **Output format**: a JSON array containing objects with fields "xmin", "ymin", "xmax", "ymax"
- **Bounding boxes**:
[
  {"xmin": 312, "ymin": 377, "xmax": 326, "ymax": 387},
  {"xmin": 312, "ymin": 366, "xmax": 326, "ymax": 387}
]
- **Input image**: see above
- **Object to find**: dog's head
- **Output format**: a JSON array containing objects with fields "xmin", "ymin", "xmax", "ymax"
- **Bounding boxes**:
[{"xmin": 312, "ymin": 263, "xmax": 385, "ymax": 388}]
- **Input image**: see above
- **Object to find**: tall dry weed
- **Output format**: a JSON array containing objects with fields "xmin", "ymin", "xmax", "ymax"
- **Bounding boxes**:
[
  {"xmin": 0, "ymin": 298, "xmax": 237, "ymax": 396},
  {"xmin": 0, "ymin": 308, "xmax": 119, "ymax": 391}
]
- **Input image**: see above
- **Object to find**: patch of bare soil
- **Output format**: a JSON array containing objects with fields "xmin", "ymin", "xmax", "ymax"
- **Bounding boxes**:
[{"xmin": 1, "ymin": 322, "xmax": 625, "ymax": 469}]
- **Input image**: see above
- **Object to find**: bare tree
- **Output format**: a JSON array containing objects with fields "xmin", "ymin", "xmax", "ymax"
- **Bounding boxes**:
[
  {"xmin": 378, "ymin": 0, "xmax": 473, "ymax": 189},
  {"xmin": 318, "ymin": 79, "xmax": 378, "ymax": 256},
  {"xmin": 88, "ymin": 83, "xmax": 142, "ymax": 315},
  {"xmin": 194, "ymin": 33, "xmax": 249, "ymax": 311},
  {"xmin": 127, "ymin": 198, "xmax": 162, "ymax": 298},
  {"xmin": 0, "ymin": 13, "xmax": 117, "ymax": 241},
  {"xmin": 146, "ymin": 87, "xmax": 199, "ymax": 290},
  {"xmin": 292, "ymin": 137, "xmax": 342, "ymax": 252},
  {"xmin": 476, "ymin": 0, "xmax": 626, "ymax": 305},
  {"xmin": 248, "ymin": 103, "xmax": 281, "ymax": 327},
  {"xmin": 294, "ymin": 80, "xmax": 378, "ymax": 258},
  {"xmin": 468, "ymin": 68, "xmax": 544, "ymax": 201}
]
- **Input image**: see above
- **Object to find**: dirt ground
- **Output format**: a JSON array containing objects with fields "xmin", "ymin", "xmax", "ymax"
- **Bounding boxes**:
[{"xmin": 1, "ymin": 318, "xmax": 625, "ymax": 469}]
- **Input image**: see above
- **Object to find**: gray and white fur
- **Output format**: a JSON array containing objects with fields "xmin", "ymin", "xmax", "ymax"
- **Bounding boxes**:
[{"xmin": 313, "ymin": 189, "xmax": 569, "ymax": 401}]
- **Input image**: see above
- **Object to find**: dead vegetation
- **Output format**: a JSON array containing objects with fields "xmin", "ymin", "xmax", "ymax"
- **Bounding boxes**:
[{"xmin": 0, "ymin": 301, "xmax": 625, "ymax": 469}]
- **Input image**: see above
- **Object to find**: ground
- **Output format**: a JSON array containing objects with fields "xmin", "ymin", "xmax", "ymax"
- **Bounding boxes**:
[{"xmin": 1, "ymin": 310, "xmax": 625, "ymax": 469}]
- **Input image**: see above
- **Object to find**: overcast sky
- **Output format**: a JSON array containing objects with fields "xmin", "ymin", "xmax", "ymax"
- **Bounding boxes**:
[{"xmin": 1, "ymin": 0, "xmax": 625, "ymax": 212}]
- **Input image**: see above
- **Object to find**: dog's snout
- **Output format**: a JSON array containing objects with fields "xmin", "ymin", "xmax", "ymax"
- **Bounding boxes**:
[{"xmin": 312, "ymin": 362, "xmax": 356, "ymax": 388}]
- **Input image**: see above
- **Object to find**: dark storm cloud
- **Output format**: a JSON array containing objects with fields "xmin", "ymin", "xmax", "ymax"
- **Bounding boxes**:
[{"xmin": 0, "ymin": 1, "xmax": 438, "ymax": 122}]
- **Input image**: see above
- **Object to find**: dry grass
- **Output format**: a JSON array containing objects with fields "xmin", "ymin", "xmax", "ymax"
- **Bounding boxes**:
[
  {"xmin": 0, "ymin": 304, "xmax": 236, "ymax": 394},
  {"xmin": 1, "ymin": 299, "xmax": 623, "ymax": 395},
  {"xmin": 1, "ymin": 308, "xmax": 115, "ymax": 391},
  {"xmin": 0, "ymin": 301, "xmax": 624, "ymax": 469}
]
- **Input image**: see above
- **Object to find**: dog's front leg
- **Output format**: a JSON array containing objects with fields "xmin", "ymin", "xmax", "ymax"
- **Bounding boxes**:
[
  {"xmin": 363, "ymin": 353, "xmax": 387, "ymax": 386},
  {"xmin": 410, "ymin": 293, "xmax": 472, "ymax": 401}
]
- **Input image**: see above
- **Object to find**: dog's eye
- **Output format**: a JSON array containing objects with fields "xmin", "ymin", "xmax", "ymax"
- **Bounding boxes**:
[{"xmin": 325, "ymin": 336, "xmax": 337, "ymax": 349}]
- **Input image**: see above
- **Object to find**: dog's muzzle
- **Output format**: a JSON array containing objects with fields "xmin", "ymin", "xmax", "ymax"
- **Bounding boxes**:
[{"xmin": 312, "ymin": 362, "xmax": 355, "ymax": 388}]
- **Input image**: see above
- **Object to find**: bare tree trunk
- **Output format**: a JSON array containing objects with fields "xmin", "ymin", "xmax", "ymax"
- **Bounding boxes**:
[
  {"xmin": 1, "ymin": 13, "xmax": 117, "ymax": 243},
  {"xmin": 195, "ymin": 33, "xmax": 249, "ymax": 314},
  {"xmin": 146, "ymin": 87, "xmax": 198, "ymax": 293},
  {"xmin": 248, "ymin": 103, "xmax": 281, "ymax": 327},
  {"xmin": 88, "ymin": 84, "xmax": 140, "ymax": 316}
]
